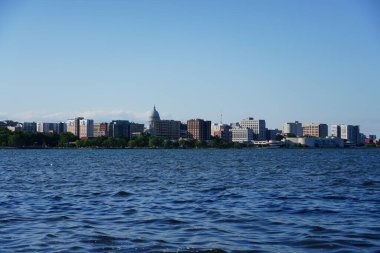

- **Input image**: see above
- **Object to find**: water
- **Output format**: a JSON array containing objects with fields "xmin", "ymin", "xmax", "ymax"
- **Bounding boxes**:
[{"xmin": 1, "ymin": 149, "xmax": 380, "ymax": 252}]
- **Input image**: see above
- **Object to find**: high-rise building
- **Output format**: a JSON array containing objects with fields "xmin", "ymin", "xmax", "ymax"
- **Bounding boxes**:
[
  {"xmin": 79, "ymin": 119, "xmax": 94, "ymax": 138},
  {"xmin": 283, "ymin": 121, "xmax": 303, "ymax": 137},
  {"xmin": 23, "ymin": 122, "xmax": 37, "ymax": 132},
  {"xmin": 108, "ymin": 120, "xmax": 130, "ymax": 138},
  {"xmin": 151, "ymin": 120, "xmax": 181, "ymax": 140},
  {"xmin": 241, "ymin": 117, "xmax": 266, "ymax": 141},
  {"xmin": 303, "ymin": 123, "xmax": 328, "ymax": 138},
  {"xmin": 187, "ymin": 119, "xmax": 211, "ymax": 141},
  {"xmin": 93, "ymin": 122, "xmax": 108, "ymax": 137},
  {"xmin": 130, "ymin": 123, "xmax": 144, "ymax": 137},
  {"xmin": 180, "ymin": 123, "xmax": 189, "ymax": 139},
  {"xmin": 67, "ymin": 117, "xmax": 84, "ymax": 137},
  {"xmin": 331, "ymin": 125, "xmax": 341, "ymax": 138},
  {"xmin": 36, "ymin": 122, "xmax": 66, "ymax": 134},
  {"xmin": 231, "ymin": 127, "xmax": 253, "ymax": 143}
]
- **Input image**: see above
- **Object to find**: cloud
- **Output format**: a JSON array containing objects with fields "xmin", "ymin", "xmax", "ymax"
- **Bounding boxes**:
[{"xmin": 0, "ymin": 109, "xmax": 151, "ymax": 124}]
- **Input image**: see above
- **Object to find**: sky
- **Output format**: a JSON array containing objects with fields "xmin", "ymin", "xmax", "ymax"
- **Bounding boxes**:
[{"xmin": 0, "ymin": 0, "xmax": 379, "ymax": 135}]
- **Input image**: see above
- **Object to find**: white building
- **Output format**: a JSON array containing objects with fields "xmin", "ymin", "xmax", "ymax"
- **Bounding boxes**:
[
  {"xmin": 241, "ymin": 117, "xmax": 266, "ymax": 141},
  {"xmin": 79, "ymin": 119, "xmax": 94, "ymax": 138},
  {"xmin": 331, "ymin": 125, "xmax": 341, "ymax": 138},
  {"xmin": 283, "ymin": 121, "xmax": 303, "ymax": 137},
  {"xmin": 231, "ymin": 127, "xmax": 253, "ymax": 143}
]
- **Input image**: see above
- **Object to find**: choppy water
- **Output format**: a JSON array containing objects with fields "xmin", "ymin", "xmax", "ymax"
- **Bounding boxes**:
[{"xmin": 0, "ymin": 149, "xmax": 380, "ymax": 252}]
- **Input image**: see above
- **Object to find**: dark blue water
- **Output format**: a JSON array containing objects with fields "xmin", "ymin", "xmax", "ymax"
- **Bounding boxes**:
[{"xmin": 1, "ymin": 149, "xmax": 380, "ymax": 252}]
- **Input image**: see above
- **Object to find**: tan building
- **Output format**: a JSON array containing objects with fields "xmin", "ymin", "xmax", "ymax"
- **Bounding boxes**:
[
  {"xmin": 187, "ymin": 119, "xmax": 211, "ymax": 141},
  {"xmin": 303, "ymin": 123, "xmax": 328, "ymax": 138},
  {"xmin": 79, "ymin": 119, "xmax": 94, "ymax": 138},
  {"xmin": 93, "ymin": 122, "xmax": 108, "ymax": 137},
  {"xmin": 66, "ymin": 117, "xmax": 84, "ymax": 137}
]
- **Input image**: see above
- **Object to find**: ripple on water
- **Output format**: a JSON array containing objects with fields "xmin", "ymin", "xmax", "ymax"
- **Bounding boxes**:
[{"xmin": 1, "ymin": 149, "xmax": 380, "ymax": 252}]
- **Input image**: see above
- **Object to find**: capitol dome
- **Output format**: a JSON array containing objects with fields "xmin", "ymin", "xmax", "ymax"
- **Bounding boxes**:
[{"xmin": 149, "ymin": 105, "xmax": 160, "ymax": 121}]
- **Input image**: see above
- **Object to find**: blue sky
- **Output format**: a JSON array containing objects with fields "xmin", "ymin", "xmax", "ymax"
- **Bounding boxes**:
[{"xmin": 0, "ymin": 0, "xmax": 379, "ymax": 135}]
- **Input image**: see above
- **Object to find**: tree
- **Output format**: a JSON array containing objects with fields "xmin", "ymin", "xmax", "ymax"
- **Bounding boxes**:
[
  {"xmin": 8, "ymin": 133, "xmax": 25, "ymax": 147},
  {"xmin": 195, "ymin": 140, "xmax": 207, "ymax": 149},
  {"xmin": 149, "ymin": 136, "xmax": 164, "ymax": 148},
  {"xmin": 233, "ymin": 142, "xmax": 244, "ymax": 149},
  {"xmin": 59, "ymin": 132, "xmax": 78, "ymax": 147},
  {"xmin": 0, "ymin": 127, "xmax": 11, "ymax": 146}
]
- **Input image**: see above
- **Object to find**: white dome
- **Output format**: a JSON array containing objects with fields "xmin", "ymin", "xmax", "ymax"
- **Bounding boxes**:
[{"xmin": 149, "ymin": 106, "xmax": 160, "ymax": 121}]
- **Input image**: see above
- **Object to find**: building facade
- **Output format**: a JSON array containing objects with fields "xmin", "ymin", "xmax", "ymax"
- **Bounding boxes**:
[
  {"xmin": 231, "ymin": 127, "xmax": 253, "ymax": 143},
  {"xmin": 283, "ymin": 121, "xmax": 303, "ymax": 137},
  {"xmin": 187, "ymin": 119, "xmax": 211, "ymax": 141},
  {"xmin": 241, "ymin": 117, "xmax": 266, "ymax": 141},
  {"xmin": 79, "ymin": 119, "xmax": 94, "ymax": 138},
  {"xmin": 331, "ymin": 125, "xmax": 341, "ymax": 138},
  {"xmin": 151, "ymin": 120, "xmax": 181, "ymax": 140},
  {"xmin": 67, "ymin": 117, "xmax": 84, "ymax": 137},
  {"xmin": 93, "ymin": 122, "xmax": 108, "ymax": 137},
  {"xmin": 23, "ymin": 122, "xmax": 37, "ymax": 132},
  {"xmin": 302, "ymin": 123, "xmax": 328, "ymax": 138},
  {"xmin": 108, "ymin": 120, "xmax": 130, "ymax": 138}
]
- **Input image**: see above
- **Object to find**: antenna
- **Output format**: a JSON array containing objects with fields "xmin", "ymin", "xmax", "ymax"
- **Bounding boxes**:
[{"xmin": 220, "ymin": 113, "xmax": 223, "ymax": 125}]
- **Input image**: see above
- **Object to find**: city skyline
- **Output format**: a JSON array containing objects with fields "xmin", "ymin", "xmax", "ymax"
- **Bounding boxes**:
[
  {"xmin": 1, "ymin": 1, "xmax": 379, "ymax": 135},
  {"xmin": 0, "ymin": 105, "xmax": 377, "ymax": 136}
]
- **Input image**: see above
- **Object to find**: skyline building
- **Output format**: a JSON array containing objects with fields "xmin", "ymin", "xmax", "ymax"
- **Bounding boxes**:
[
  {"xmin": 23, "ymin": 122, "xmax": 37, "ymax": 132},
  {"xmin": 93, "ymin": 122, "xmax": 108, "ymax": 137},
  {"xmin": 303, "ymin": 123, "xmax": 328, "ymax": 138},
  {"xmin": 231, "ymin": 127, "xmax": 253, "ymax": 143},
  {"xmin": 283, "ymin": 121, "xmax": 303, "ymax": 137},
  {"xmin": 187, "ymin": 119, "xmax": 211, "ymax": 141},
  {"xmin": 67, "ymin": 117, "xmax": 84, "ymax": 137},
  {"xmin": 79, "ymin": 119, "xmax": 94, "ymax": 138},
  {"xmin": 241, "ymin": 117, "xmax": 266, "ymax": 141}
]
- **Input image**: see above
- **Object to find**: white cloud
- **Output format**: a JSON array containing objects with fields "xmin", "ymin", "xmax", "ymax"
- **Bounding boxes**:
[{"xmin": 0, "ymin": 109, "xmax": 151, "ymax": 124}]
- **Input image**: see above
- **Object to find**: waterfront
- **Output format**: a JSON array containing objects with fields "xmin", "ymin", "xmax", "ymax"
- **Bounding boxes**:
[{"xmin": 1, "ymin": 149, "xmax": 380, "ymax": 252}]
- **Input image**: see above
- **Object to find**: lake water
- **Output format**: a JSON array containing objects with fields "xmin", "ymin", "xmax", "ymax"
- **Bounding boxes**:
[{"xmin": 0, "ymin": 149, "xmax": 380, "ymax": 252}]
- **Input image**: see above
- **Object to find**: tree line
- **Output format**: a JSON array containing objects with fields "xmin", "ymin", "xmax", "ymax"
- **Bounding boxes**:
[{"xmin": 0, "ymin": 127, "xmax": 244, "ymax": 149}]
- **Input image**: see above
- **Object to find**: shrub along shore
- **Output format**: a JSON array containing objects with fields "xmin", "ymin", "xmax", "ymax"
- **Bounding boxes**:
[{"xmin": 0, "ymin": 127, "xmax": 242, "ymax": 149}]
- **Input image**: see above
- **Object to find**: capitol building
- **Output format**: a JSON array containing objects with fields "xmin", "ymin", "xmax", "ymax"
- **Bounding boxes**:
[{"xmin": 147, "ymin": 106, "xmax": 181, "ymax": 140}]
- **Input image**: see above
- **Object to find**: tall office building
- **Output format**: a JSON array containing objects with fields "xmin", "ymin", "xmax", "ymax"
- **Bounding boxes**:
[
  {"xmin": 93, "ymin": 122, "xmax": 108, "ymax": 137},
  {"xmin": 67, "ymin": 117, "xmax": 84, "ymax": 137},
  {"xmin": 187, "ymin": 119, "xmax": 211, "ymax": 141},
  {"xmin": 231, "ymin": 127, "xmax": 253, "ymax": 143},
  {"xmin": 331, "ymin": 125, "xmax": 341, "ymax": 138},
  {"xmin": 283, "ymin": 121, "xmax": 303, "ymax": 137},
  {"xmin": 151, "ymin": 120, "xmax": 181, "ymax": 140},
  {"xmin": 23, "ymin": 122, "xmax": 37, "ymax": 132},
  {"xmin": 108, "ymin": 120, "xmax": 130, "ymax": 138},
  {"xmin": 130, "ymin": 123, "xmax": 144, "ymax": 137},
  {"xmin": 79, "ymin": 119, "xmax": 94, "ymax": 138},
  {"xmin": 303, "ymin": 123, "xmax": 328, "ymax": 138},
  {"xmin": 241, "ymin": 117, "xmax": 266, "ymax": 141}
]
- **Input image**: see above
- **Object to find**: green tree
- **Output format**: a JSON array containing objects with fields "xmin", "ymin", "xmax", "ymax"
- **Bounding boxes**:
[
  {"xmin": 195, "ymin": 140, "xmax": 207, "ymax": 149},
  {"xmin": 0, "ymin": 127, "xmax": 10, "ymax": 146},
  {"xmin": 59, "ymin": 132, "xmax": 78, "ymax": 147},
  {"xmin": 8, "ymin": 133, "xmax": 25, "ymax": 147},
  {"xmin": 149, "ymin": 136, "xmax": 164, "ymax": 148}
]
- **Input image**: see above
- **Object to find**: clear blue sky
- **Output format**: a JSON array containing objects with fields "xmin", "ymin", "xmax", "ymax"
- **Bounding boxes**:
[{"xmin": 0, "ymin": 0, "xmax": 379, "ymax": 135}]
